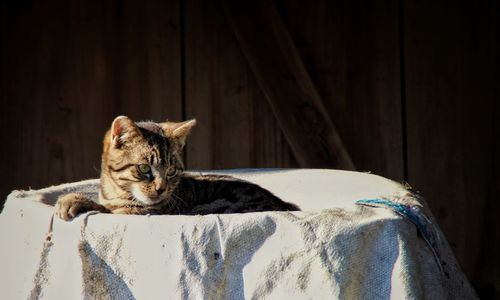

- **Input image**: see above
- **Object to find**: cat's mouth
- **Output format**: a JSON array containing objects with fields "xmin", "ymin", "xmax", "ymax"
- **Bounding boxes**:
[
  {"xmin": 131, "ymin": 186, "xmax": 166, "ymax": 206},
  {"xmin": 145, "ymin": 197, "xmax": 165, "ymax": 205}
]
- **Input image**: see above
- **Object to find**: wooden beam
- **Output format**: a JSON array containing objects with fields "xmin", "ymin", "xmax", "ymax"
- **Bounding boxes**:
[
  {"xmin": 219, "ymin": 0, "xmax": 355, "ymax": 170},
  {"xmin": 184, "ymin": 0, "xmax": 297, "ymax": 170}
]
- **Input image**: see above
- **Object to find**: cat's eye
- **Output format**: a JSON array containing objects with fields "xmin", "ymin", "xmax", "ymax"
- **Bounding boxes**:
[
  {"xmin": 166, "ymin": 168, "xmax": 178, "ymax": 177},
  {"xmin": 138, "ymin": 164, "xmax": 151, "ymax": 174}
]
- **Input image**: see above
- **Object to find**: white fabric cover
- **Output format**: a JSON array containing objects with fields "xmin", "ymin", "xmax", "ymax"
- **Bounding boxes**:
[{"xmin": 0, "ymin": 169, "xmax": 477, "ymax": 299}]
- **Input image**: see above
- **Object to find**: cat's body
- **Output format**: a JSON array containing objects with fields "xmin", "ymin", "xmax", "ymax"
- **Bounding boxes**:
[
  {"xmin": 55, "ymin": 116, "xmax": 298, "ymax": 221},
  {"xmin": 99, "ymin": 173, "xmax": 297, "ymax": 215}
]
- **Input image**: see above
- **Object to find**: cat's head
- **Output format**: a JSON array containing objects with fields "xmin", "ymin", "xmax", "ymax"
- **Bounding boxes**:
[{"xmin": 100, "ymin": 116, "xmax": 196, "ymax": 206}]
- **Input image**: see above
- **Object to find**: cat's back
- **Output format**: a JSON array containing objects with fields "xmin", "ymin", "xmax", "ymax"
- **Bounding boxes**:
[{"xmin": 174, "ymin": 173, "xmax": 299, "ymax": 215}]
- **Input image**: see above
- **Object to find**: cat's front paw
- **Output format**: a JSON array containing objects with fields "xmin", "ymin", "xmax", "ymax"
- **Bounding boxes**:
[{"xmin": 55, "ymin": 193, "xmax": 98, "ymax": 221}]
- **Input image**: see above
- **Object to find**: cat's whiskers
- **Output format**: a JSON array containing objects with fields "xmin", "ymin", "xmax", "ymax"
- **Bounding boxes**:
[
  {"xmin": 124, "ymin": 193, "xmax": 144, "ymax": 206},
  {"xmin": 171, "ymin": 193, "xmax": 186, "ymax": 205},
  {"xmin": 162, "ymin": 197, "xmax": 177, "ymax": 214}
]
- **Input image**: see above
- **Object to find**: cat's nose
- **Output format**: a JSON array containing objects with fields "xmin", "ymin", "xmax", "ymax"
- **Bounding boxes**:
[{"xmin": 154, "ymin": 179, "xmax": 165, "ymax": 195}]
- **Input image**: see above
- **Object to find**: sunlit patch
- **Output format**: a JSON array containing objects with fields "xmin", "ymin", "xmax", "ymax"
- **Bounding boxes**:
[{"xmin": 131, "ymin": 185, "xmax": 159, "ymax": 205}]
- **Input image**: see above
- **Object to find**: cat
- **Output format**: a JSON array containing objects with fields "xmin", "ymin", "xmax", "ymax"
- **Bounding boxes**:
[{"xmin": 55, "ymin": 116, "xmax": 299, "ymax": 221}]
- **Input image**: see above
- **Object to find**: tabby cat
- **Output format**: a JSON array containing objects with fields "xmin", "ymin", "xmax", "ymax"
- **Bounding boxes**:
[{"xmin": 55, "ymin": 116, "xmax": 299, "ymax": 220}]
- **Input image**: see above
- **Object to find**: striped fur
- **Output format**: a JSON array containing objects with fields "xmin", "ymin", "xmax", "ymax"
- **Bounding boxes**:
[{"xmin": 55, "ymin": 116, "xmax": 299, "ymax": 221}]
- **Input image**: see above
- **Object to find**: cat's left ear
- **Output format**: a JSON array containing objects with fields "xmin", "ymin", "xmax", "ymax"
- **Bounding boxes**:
[
  {"xmin": 110, "ymin": 116, "xmax": 140, "ymax": 148},
  {"xmin": 161, "ymin": 119, "xmax": 196, "ymax": 148}
]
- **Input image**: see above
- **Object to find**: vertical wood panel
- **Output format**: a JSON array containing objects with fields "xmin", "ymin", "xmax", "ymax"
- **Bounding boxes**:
[
  {"xmin": 184, "ymin": 0, "xmax": 296, "ymax": 170},
  {"xmin": 0, "ymin": 0, "xmax": 78, "ymax": 201},
  {"xmin": 220, "ymin": 0, "xmax": 355, "ymax": 170},
  {"xmin": 0, "ymin": 0, "xmax": 120, "ymax": 198},
  {"xmin": 114, "ymin": 0, "xmax": 182, "ymax": 122},
  {"xmin": 251, "ymin": 94, "xmax": 298, "ymax": 168},
  {"xmin": 65, "ymin": 0, "xmax": 120, "ymax": 179},
  {"xmin": 0, "ymin": 0, "xmax": 182, "ymax": 206},
  {"xmin": 277, "ymin": 0, "xmax": 404, "ymax": 180},
  {"xmin": 183, "ymin": 0, "xmax": 251, "ymax": 169},
  {"xmin": 404, "ymin": 0, "xmax": 499, "ymax": 296},
  {"xmin": 492, "ymin": 109, "xmax": 500, "ymax": 299},
  {"xmin": 0, "ymin": 2, "xmax": 39, "ymax": 203}
]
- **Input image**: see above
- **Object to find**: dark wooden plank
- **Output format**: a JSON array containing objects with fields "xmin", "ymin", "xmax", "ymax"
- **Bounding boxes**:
[
  {"xmin": 0, "ymin": 0, "xmax": 123, "ymax": 204},
  {"xmin": 492, "ymin": 108, "xmax": 500, "ymax": 299},
  {"xmin": 404, "ymin": 0, "xmax": 499, "ymax": 296},
  {"xmin": 219, "ymin": 0, "xmax": 355, "ymax": 170},
  {"xmin": 183, "ymin": 0, "xmax": 250, "ymax": 169},
  {"xmin": 277, "ymin": 0, "xmax": 404, "ymax": 180},
  {"xmin": 64, "ymin": 0, "xmax": 121, "ymax": 180},
  {"xmin": 0, "ymin": 1, "xmax": 42, "ymax": 205},
  {"xmin": 184, "ymin": 0, "xmax": 296, "ymax": 170},
  {"xmin": 0, "ymin": 0, "xmax": 182, "ymax": 209},
  {"xmin": 250, "ymin": 89, "xmax": 298, "ymax": 168},
  {"xmin": 114, "ymin": 0, "xmax": 182, "ymax": 122},
  {"xmin": 0, "ymin": 0, "xmax": 77, "ymax": 203}
]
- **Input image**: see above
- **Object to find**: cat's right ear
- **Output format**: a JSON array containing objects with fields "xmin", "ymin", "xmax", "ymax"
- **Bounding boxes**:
[{"xmin": 110, "ymin": 116, "xmax": 139, "ymax": 148}]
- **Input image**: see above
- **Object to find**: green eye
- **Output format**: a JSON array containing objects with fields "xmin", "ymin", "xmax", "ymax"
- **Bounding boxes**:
[
  {"xmin": 166, "ymin": 168, "xmax": 178, "ymax": 177},
  {"xmin": 138, "ymin": 164, "xmax": 151, "ymax": 174}
]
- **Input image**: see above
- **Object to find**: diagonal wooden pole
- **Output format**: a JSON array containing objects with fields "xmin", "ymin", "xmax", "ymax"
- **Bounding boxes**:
[{"xmin": 219, "ymin": 0, "xmax": 355, "ymax": 170}]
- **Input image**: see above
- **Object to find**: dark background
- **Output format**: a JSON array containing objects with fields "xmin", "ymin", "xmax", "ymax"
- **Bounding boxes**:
[{"xmin": 1, "ymin": 0, "xmax": 498, "ymax": 298}]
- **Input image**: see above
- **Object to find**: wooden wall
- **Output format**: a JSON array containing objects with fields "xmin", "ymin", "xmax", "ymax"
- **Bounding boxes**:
[
  {"xmin": 404, "ymin": 1, "xmax": 499, "ymax": 297},
  {"xmin": 1, "ymin": 0, "xmax": 498, "ymax": 297}
]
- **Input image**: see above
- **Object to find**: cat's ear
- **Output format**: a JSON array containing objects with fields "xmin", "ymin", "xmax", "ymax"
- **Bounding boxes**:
[
  {"xmin": 161, "ymin": 119, "xmax": 196, "ymax": 148},
  {"xmin": 110, "ymin": 116, "xmax": 140, "ymax": 148}
]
